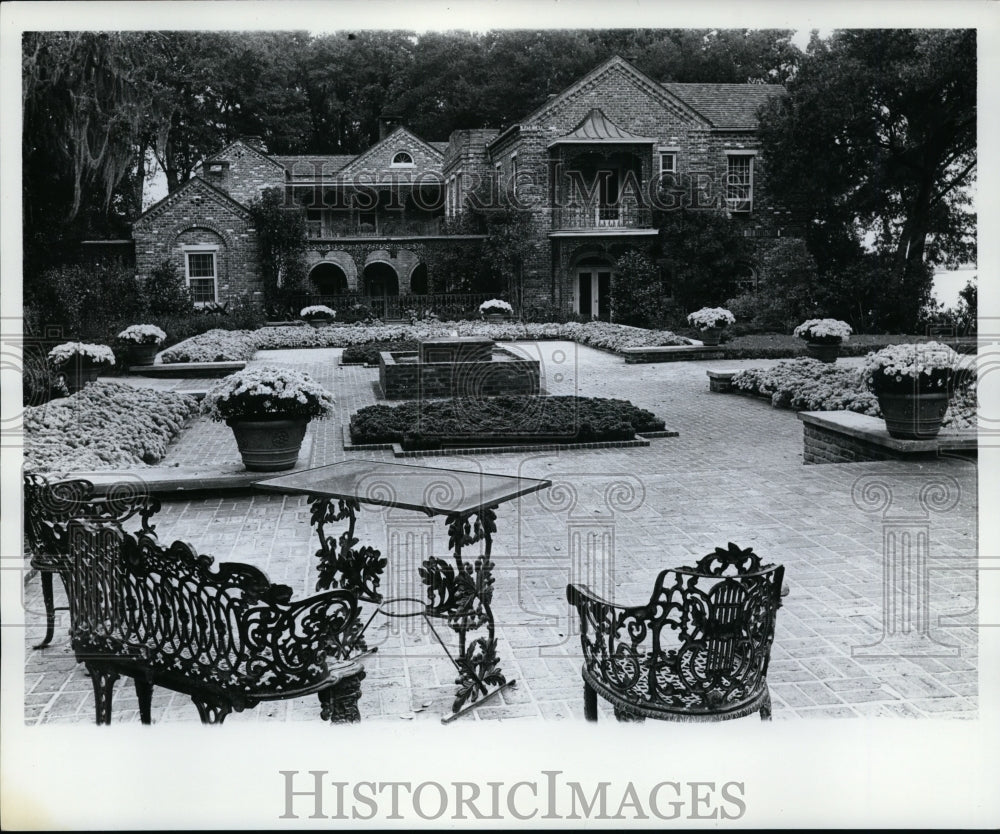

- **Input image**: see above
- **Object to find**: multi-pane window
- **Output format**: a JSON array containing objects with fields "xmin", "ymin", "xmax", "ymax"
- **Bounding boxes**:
[
  {"xmin": 185, "ymin": 251, "xmax": 217, "ymax": 304},
  {"xmin": 725, "ymin": 153, "xmax": 754, "ymax": 212},
  {"xmin": 510, "ymin": 153, "xmax": 518, "ymax": 199},
  {"xmin": 659, "ymin": 151, "xmax": 677, "ymax": 176},
  {"xmin": 391, "ymin": 151, "xmax": 414, "ymax": 167}
]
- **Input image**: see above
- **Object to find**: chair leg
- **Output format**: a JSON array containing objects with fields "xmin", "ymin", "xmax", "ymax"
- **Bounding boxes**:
[
  {"xmin": 759, "ymin": 689, "xmax": 773, "ymax": 721},
  {"xmin": 33, "ymin": 570, "xmax": 56, "ymax": 649},
  {"xmin": 318, "ymin": 669, "xmax": 365, "ymax": 724},
  {"xmin": 192, "ymin": 698, "xmax": 232, "ymax": 724},
  {"xmin": 584, "ymin": 680, "xmax": 598, "ymax": 722},
  {"xmin": 85, "ymin": 663, "xmax": 119, "ymax": 725},
  {"xmin": 134, "ymin": 677, "xmax": 154, "ymax": 725}
]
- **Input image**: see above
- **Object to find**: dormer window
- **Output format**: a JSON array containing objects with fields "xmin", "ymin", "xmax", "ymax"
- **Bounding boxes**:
[{"xmin": 391, "ymin": 151, "xmax": 415, "ymax": 168}]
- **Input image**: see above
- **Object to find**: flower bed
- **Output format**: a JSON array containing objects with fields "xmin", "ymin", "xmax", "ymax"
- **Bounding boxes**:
[
  {"xmin": 159, "ymin": 328, "xmax": 259, "ymax": 363},
  {"xmin": 165, "ymin": 320, "xmax": 690, "ymax": 362},
  {"xmin": 24, "ymin": 381, "xmax": 200, "ymax": 472},
  {"xmin": 341, "ymin": 340, "xmax": 420, "ymax": 365},
  {"xmin": 350, "ymin": 395, "xmax": 666, "ymax": 449},
  {"xmin": 729, "ymin": 357, "xmax": 977, "ymax": 429}
]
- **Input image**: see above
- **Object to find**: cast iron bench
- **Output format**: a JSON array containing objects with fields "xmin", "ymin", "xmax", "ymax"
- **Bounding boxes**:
[
  {"xmin": 566, "ymin": 542, "xmax": 785, "ymax": 722},
  {"xmin": 62, "ymin": 519, "xmax": 366, "ymax": 724},
  {"xmin": 23, "ymin": 473, "xmax": 161, "ymax": 649}
]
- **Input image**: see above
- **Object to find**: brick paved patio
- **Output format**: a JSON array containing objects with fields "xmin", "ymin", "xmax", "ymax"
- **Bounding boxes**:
[{"xmin": 21, "ymin": 342, "xmax": 979, "ymax": 723}]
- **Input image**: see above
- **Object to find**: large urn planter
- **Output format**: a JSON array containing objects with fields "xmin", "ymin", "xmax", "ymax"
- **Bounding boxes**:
[
  {"xmin": 306, "ymin": 316, "xmax": 333, "ymax": 329},
  {"xmin": 872, "ymin": 373, "xmax": 951, "ymax": 440},
  {"xmin": 698, "ymin": 327, "xmax": 724, "ymax": 347},
  {"xmin": 805, "ymin": 340, "xmax": 841, "ymax": 363},
  {"xmin": 226, "ymin": 417, "xmax": 309, "ymax": 471},
  {"xmin": 484, "ymin": 313, "xmax": 512, "ymax": 324},
  {"xmin": 130, "ymin": 343, "xmax": 160, "ymax": 366},
  {"xmin": 62, "ymin": 362, "xmax": 104, "ymax": 393}
]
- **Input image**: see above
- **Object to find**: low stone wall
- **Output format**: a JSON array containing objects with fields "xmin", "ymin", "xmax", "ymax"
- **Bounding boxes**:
[
  {"xmin": 798, "ymin": 411, "xmax": 976, "ymax": 465},
  {"xmin": 379, "ymin": 347, "xmax": 541, "ymax": 400},
  {"xmin": 623, "ymin": 345, "xmax": 725, "ymax": 364}
]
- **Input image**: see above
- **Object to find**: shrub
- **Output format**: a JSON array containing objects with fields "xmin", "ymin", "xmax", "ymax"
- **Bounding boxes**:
[
  {"xmin": 611, "ymin": 250, "xmax": 667, "ymax": 327},
  {"xmin": 24, "ymin": 381, "xmax": 199, "ymax": 472},
  {"xmin": 350, "ymin": 396, "xmax": 666, "ymax": 448},
  {"xmin": 732, "ymin": 358, "xmax": 880, "ymax": 414},
  {"xmin": 145, "ymin": 259, "xmax": 194, "ymax": 316}
]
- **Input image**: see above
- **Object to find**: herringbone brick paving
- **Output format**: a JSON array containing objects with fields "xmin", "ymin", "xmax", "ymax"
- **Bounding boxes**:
[{"xmin": 21, "ymin": 342, "xmax": 978, "ymax": 723}]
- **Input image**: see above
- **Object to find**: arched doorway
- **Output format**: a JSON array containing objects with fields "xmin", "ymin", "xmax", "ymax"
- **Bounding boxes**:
[
  {"xmin": 362, "ymin": 261, "xmax": 399, "ymax": 318},
  {"xmin": 409, "ymin": 263, "xmax": 428, "ymax": 296},
  {"xmin": 309, "ymin": 262, "xmax": 349, "ymax": 296},
  {"xmin": 573, "ymin": 256, "xmax": 614, "ymax": 321}
]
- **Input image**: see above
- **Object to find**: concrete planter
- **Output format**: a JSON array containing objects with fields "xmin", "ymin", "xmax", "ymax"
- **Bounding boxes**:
[
  {"xmin": 226, "ymin": 416, "xmax": 309, "ymax": 471},
  {"xmin": 129, "ymin": 343, "xmax": 160, "ymax": 366},
  {"xmin": 805, "ymin": 341, "xmax": 841, "ymax": 363}
]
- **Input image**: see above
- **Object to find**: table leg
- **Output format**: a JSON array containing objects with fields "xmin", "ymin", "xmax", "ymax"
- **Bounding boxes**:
[
  {"xmin": 419, "ymin": 507, "xmax": 515, "ymax": 717},
  {"xmin": 309, "ymin": 495, "xmax": 386, "ymax": 658}
]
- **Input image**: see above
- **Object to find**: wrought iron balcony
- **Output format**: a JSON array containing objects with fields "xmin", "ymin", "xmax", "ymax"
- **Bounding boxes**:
[
  {"xmin": 551, "ymin": 204, "xmax": 653, "ymax": 231},
  {"xmin": 304, "ymin": 217, "xmax": 445, "ymax": 239}
]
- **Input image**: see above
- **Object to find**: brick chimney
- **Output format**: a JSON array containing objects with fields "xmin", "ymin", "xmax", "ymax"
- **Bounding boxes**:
[
  {"xmin": 240, "ymin": 135, "xmax": 267, "ymax": 152},
  {"xmin": 378, "ymin": 116, "xmax": 402, "ymax": 141}
]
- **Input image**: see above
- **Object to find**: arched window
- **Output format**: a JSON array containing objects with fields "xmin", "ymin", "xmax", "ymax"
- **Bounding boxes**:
[{"xmin": 391, "ymin": 151, "xmax": 414, "ymax": 167}]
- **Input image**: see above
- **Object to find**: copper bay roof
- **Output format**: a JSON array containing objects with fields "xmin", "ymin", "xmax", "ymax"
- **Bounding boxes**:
[{"xmin": 548, "ymin": 108, "xmax": 658, "ymax": 147}]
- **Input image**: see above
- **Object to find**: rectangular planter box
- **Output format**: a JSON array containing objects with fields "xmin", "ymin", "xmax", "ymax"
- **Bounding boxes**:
[{"xmin": 379, "ymin": 347, "xmax": 541, "ymax": 400}]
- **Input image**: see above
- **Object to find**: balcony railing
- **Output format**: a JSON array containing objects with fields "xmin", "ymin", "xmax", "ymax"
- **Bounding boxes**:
[
  {"xmin": 279, "ymin": 292, "xmax": 502, "ymax": 322},
  {"xmin": 551, "ymin": 204, "xmax": 653, "ymax": 231},
  {"xmin": 304, "ymin": 217, "xmax": 445, "ymax": 239}
]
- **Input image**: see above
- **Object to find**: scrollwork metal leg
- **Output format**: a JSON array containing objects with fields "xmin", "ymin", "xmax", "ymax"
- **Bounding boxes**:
[
  {"xmin": 584, "ymin": 680, "xmax": 598, "ymax": 722},
  {"xmin": 134, "ymin": 677, "xmax": 153, "ymax": 725},
  {"xmin": 759, "ymin": 689, "xmax": 773, "ymax": 721},
  {"xmin": 421, "ymin": 507, "xmax": 514, "ymax": 719},
  {"xmin": 34, "ymin": 570, "xmax": 57, "ymax": 649},
  {"xmin": 310, "ymin": 496, "xmax": 386, "ymax": 660},
  {"xmin": 192, "ymin": 698, "xmax": 232, "ymax": 724},
  {"xmin": 318, "ymin": 669, "xmax": 366, "ymax": 724},
  {"xmin": 85, "ymin": 663, "xmax": 118, "ymax": 725}
]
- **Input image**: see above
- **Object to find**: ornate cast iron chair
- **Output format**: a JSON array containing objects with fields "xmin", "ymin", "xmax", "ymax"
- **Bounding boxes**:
[
  {"xmin": 23, "ymin": 473, "xmax": 160, "ymax": 649},
  {"xmin": 62, "ymin": 520, "xmax": 366, "ymax": 724},
  {"xmin": 566, "ymin": 543, "xmax": 785, "ymax": 722}
]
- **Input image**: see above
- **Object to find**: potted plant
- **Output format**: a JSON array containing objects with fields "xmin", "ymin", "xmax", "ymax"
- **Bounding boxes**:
[
  {"xmin": 201, "ymin": 366, "xmax": 336, "ymax": 471},
  {"xmin": 687, "ymin": 307, "xmax": 736, "ymax": 346},
  {"xmin": 479, "ymin": 298, "xmax": 514, "ymax": 323},
  {"xmin": 300, "ymin": 305, "xmax": 337, "ymax": 328},
  {"xmin": 793, "ymin": 318, "xmax": 853, "ymax": 363},
  {"xmin": 46, "ymin": 342, "xmax": 116, "ymax": 393},
  {"xmin": 862, "ymin": 341, "xmax": 960, "ymax": 439},
  {"xmin": 116, "ymin": 324, "xmax": 167, "ymax": 366}
]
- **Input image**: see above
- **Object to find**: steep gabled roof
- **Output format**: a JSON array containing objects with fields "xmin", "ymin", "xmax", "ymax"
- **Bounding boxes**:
[
  {"xmin": 133, "ymin": 176, "xmax": 251, "ymax": 227},
  {"xmin": 659, "ymin": 82, "xmax": 786, "ymax": 129},
  {"xmin": 336, "ymin": 126, "xmax": 444, "ymax": 177},
  {"xmin": 548, "ymin": 108, "xmax": 657, "ymax": 146},
  {"xmin": 519, "ymin": 55, "xmax": 711, "ymax": 130},
  {"xmin": 203, "ymin": 139, "xmax": 285, "ymax": 171}
]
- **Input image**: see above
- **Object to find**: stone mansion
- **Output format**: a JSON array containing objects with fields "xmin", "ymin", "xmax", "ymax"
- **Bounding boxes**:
[{"xmin": 132, "ymin": 55, "xmax": 801, "ymax": 319}]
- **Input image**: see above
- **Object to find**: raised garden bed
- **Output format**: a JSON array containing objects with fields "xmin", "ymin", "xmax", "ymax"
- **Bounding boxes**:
[
  {"xmin": 350, "ymin": 395, "xmax": 666, "ymax": 451},
  {"xmin": 341, "ymin": 340, "xmax": 419, "ymax": 365}
]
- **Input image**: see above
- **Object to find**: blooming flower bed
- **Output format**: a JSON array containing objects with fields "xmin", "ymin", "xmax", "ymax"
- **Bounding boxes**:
[
  {"xmin": 159, "ymin": 328, "xmax": 259, "ymax": 363},
  {"xmin": 350, "ymin": 395, "xmax": 666, "ymax": 448},
  {"xmin": 166, "ymin": 320, "xmax": 689, "ymax": 361},
  {"xmin": 202, "ymin": 366, "xmax": 335, "ymax": 422},
  {"xmin": 24, "ymin": 381, "xmax": 200, "ymax": 472},
  {"xmin": 730, "ymin": 357, "xmax": 977, "ymax": 429}
]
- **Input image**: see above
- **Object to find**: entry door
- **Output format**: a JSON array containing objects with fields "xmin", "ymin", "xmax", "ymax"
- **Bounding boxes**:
[{"xmin": 576, "ymin": 270, "xmax": 612, "ymax": 320}]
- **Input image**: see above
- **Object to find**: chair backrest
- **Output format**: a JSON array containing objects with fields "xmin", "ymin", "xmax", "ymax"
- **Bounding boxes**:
[
  {"xmin": 23, "ymin": 473, "xmax": 159, "ymax": 558},
  {"xmin": 62, "ymin": 521, "xmax": 358, "ymax": 697},
  {"xmin": 571, "ymin": 542, "xmax": 783, "ymax": 716}
]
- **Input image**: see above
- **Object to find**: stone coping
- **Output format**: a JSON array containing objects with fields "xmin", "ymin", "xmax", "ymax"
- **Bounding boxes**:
[
  {"xmin": 622, "ymin": 345, "xmax": 724, "ymax": 363},
  {"xmin": 797, "ymin": 410, "xmax": 977, "ymax": 452},
  {"xmin": 128, "ymin": 361, "xmax": 246, "ymax": 378}
]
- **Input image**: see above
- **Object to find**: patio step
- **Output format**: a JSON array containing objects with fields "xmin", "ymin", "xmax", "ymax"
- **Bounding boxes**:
[{"xmin": 128, "ymin": 361, "xmax": 246, "ymax": 378}]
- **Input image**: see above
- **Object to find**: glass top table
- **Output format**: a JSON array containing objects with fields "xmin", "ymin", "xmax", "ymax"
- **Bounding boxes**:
[
  {"xmin": 254, "ymin": 459, "xmax": 551, "ymax": 516},
  {"xmin": 253, "ymin": 459, "xmax": 551, "ymax": 721}
]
